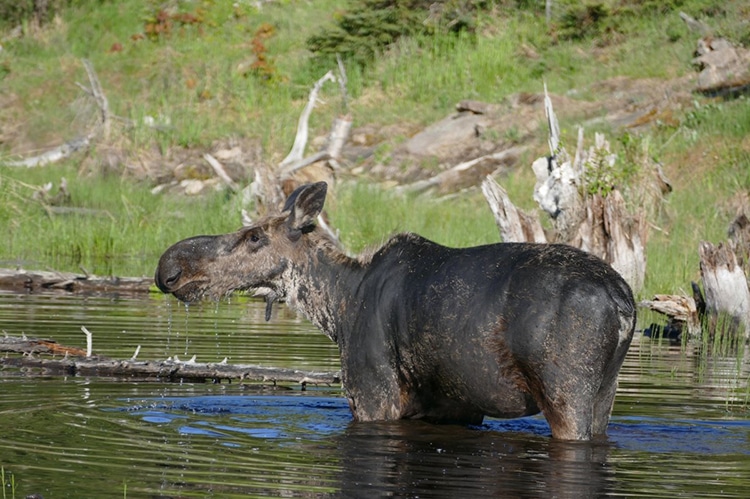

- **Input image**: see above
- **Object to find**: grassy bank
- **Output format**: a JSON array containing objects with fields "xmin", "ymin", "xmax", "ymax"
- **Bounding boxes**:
[{"xmin": 0, "ymin": 0, "xmax": 748, "ymax": 308}]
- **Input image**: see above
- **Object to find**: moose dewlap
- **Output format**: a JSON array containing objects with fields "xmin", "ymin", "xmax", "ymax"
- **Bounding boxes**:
[{"xmin": 155, "ymin": 182, "xmax": 636, "ymax": 440}]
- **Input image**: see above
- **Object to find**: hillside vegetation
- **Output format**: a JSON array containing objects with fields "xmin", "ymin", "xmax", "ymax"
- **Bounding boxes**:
[{"xmin": 0, "ymin": 0, "xmax": 748, "ymax": 308}]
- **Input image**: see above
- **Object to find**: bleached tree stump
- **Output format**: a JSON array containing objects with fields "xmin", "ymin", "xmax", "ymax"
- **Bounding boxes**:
[
  {"xmin": 481, "ymin": 176, "xmax": 546, "ymax": 244},
  {"xmin": 699, "ymin": 241, "xmax": 750, "ymax": 339},
  {"xmin": 482, "ymin": 86, "xmax": 655, "ymax": 292}
]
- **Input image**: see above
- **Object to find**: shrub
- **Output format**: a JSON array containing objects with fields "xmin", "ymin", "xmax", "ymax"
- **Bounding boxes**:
[
  {"xmin": 0, "ymin": 0, "xmax": 109, "ymax": 29},
  {"xmin": 307, "ymin": 0, "xmax": 503, "ymax": 68}
]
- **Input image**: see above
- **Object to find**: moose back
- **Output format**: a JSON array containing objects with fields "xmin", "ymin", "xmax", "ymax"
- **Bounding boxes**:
[{"xmin": 155, "ymin": 182, "xmax": 636, "ymax": 440}]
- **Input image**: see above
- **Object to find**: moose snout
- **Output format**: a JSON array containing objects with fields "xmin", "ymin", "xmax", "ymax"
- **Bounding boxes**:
[
  {"xmin": 155, "ymin": 264, "xmax": 182, "ymax": 293},
  {"xmin": 155, "ymin": 245, "xmax": 188, "ymax": 293}
]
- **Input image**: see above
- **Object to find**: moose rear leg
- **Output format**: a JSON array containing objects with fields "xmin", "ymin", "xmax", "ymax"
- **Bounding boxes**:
[
  {"xmin": 591, "ymin": 380, "xmax": 618, "ymax": 436},
  {"xmin": 532, "ymin": 375, "xmax": 602, "ymax": 440}
]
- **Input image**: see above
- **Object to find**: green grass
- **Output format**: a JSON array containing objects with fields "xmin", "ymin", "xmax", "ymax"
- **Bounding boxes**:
[
  {"xmin": 332, "ymin": 182, "xmax": 502, "ymax": 251},
  {"xmin": 0, "ymin": 164, "xmax": 240, "ymax": 276},
  {"xmin": 643, "ymin": 97, "xmax": 750, "ymax": 293},
  {"xmin": 1, "ymin": 467, "xmax": 15, "ymax": 499}
]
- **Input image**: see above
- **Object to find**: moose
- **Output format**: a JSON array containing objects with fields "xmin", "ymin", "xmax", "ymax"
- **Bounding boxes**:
[{"xmin": 155, "ymin": 182, "xmax": 636, "ymax": 440}]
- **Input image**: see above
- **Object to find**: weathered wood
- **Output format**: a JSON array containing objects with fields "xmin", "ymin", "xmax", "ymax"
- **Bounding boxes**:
[
  {"xmin": 0, "ymin": 335, "xmax": 340, "ymax": 385},
  {"xmin": 2, "ymin": 59, "xmax": 109, "ymax": 168},
  {"xmin": 699, "ymin": 241, "xmax": 750, "ymax": 338},
  {"xmin": 321, "ymin": 115, "xmax": 353, "ymax": 171},
  {"xmin": 523, "ymin": 88, "xmax": 655, "ymax": 291},
  {"xmin": 571, "ymin": 190, "xmax": 647, "ymax": 293},
  {"xmin": 204, "ymin": 153, "xmax": 239, "ymax": 191},
  {"xmin": 481, "ymin": 175, "xmax": 546, "ymax": 243},
  {"xmin": 639, "ymin": 293, "xmax": 701, "ymax": 340},
  {"xmin": 81, "ymin": 58, "xmax": 111, "ymax": 141},
  {"xmin": 1, "ymin": 137, "xmax": 91, "ymax": 168},
  {"xmin": 279, "ymin": 70, "xmax": 336, "ymax": 169},
  {"xmin": 396, "ymin": 146, "xmax": 526, "ymax": 195},
  {"xmin": 728, "ymin": 213, "xmax": 750, "ymax": 271},
  {"xmin": 0, "ymin": 268, "xmax": 153, "ymax": 295},
  {"xmin": 248, "ymin": 66, "xmax": 351, "ymax": 237}
]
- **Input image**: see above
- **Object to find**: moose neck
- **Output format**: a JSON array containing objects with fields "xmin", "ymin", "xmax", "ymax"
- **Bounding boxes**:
[{"xmin": 281, "ymin": 232, "xmax": 365, "ymax": 345}]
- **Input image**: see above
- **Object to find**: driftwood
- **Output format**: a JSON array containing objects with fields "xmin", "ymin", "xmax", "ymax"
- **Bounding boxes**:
[
  {"xmin": 0, "ymin": 335, "xmax": 340, "ymax": 386},
  {"xmin": 249, "ymin": 66, "xmax": 352, "ymax": 223},
  {"xmin": 2, "ymin": 59, "xmax": 109, "ymax": 167},
  {"xmin": 641, "ymin": 214, "xmax": 750, "ymax": 343},
  {"xmin": 699, "ymin": 241, "xmax": 750, "ymax": 338},
  {"xmin": 0, "ymin": 268, "xmax": 153, "ymax": 295},
  {"xmin": 396, "ymin": 146, "xmax": 526, "ymax": 196},
  {"xmin": 279, "ymin": 70, "xmax": 337, "ymax": 169},
  {"xmin": 639, "ymin": 291, "xmax": 701, "ymax": 341},
  {"xmin": 204, "ymin": 153, "xmax": 239, "ymax": 192}
]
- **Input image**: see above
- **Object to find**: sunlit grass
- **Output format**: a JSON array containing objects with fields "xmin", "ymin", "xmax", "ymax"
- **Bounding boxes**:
[
  {"xmin": 0, "ymin": 164, "xmax": 240, "ymax": 276},
  {"xmin": 330, "ymin": 182, "xmax": 502, "ymax": 252}
]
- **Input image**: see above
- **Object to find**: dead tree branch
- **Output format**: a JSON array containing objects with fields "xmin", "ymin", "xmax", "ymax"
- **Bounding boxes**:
[
  {"xmin": 81, "ymin": 58, "xmax": 111, "ymax": 141},
  {"xmin": 639, "ymin": 293, "xmax": 701, "ymax": 340},
  {"xmin": 396, "ymin": 146, "xmax": 527, "ymax": 196},
  {"xmin": 279, "ymin": 70, "xmax": 336, "ymax": 169},
  {"xmin": 2, "ymin": 59, "xmax": 110, "ymax": 167},
  {"xmin": 204, "ymin": 153, "xmax": 239, "ymax": 192}
]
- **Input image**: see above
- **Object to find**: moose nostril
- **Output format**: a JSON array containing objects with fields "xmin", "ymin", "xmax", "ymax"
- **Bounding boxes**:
[
  {"xmin": 156, "ymin": 267, "xmax": 182, "ymax": 292},
  {"xmin": 165, "ymin": 270, "xmax": 181, "ymax": 287}
]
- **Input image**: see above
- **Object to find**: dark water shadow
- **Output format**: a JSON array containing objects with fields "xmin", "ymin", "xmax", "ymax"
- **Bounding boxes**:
[
  {"xmin": 122, "ymin": 393, "xmax": 617, "ymax": 498},
  {"xmin": 117, "ymin": 392, "xmax": 750, "ymax": 497},
  {"xmin": 332, "ymin": 418, "xmax": 614, "ymax": 498}
]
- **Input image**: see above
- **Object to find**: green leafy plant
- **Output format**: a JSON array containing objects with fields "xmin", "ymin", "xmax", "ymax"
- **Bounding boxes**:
[{"xmin": 556, "ymin": 2, "xmax": 614, "ymax": 41}]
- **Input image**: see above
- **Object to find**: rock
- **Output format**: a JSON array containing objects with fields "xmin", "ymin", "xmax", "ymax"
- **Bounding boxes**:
[
  {"xmin": 403, "ymin": 111, "xmax": 488, "ymax": 158},
  {"xmin": 692, "ymin": 37, "xmax": 750, "ymax": 95}
]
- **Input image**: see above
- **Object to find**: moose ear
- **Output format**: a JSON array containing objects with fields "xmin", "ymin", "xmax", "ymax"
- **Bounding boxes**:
[{"xmin": 284, "ymin": 182, "xmax": 328, "ymax": 232}]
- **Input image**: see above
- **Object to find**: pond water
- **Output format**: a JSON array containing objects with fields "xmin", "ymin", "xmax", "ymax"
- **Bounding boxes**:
[{"xmin": 1, "ymin": 290, "xmax": 750, "ymax": 498}]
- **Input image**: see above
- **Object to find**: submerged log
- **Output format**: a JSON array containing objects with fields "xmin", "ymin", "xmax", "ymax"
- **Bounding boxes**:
[
  {"xmin": 0, "ymin": 335, "xmax": 340, "ymax": 386},
  {"xmin": 0, "ymin": 268, "xmax": 153, "ymax": 295}
]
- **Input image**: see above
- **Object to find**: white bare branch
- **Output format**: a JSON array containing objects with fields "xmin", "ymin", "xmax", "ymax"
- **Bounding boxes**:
[{"xmin": 279, "ymin": 70, "xmax": 336, "ymax": 169}]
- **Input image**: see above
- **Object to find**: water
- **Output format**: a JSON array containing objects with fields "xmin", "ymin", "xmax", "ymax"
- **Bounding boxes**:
[{"xmin": 1, "ymin": 291, "xmax": 750, "ymax": 498}]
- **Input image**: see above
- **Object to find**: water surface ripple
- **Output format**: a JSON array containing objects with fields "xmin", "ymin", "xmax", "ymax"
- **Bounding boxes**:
[{"xmin": 1, "ymin": 292, "xmax": 749, "ymax": 497}]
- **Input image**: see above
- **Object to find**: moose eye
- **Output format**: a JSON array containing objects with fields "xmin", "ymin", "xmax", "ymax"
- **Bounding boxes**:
[{"xmin": 244, "ymin": 229, "xmax": 265, "ymax": 246}]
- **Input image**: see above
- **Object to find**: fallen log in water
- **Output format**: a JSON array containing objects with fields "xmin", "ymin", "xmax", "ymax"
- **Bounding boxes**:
[
  {"xmin": 0, "ymin": 268, "xmax": 153, "ymax": 295},
  {"xmin": 0, "ymin": 335, "xmax": 341, "ymax": 386}
]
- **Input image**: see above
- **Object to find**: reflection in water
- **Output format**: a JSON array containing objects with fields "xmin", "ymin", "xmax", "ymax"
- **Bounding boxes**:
[
  {"xmin": 1, "ymin": 292, "xmax": 750, "ymax": 497},
  {"xmin": 123, "ymin": 394, "xmax": 615, "ymax": 497},
  {"xmin": 334, "ymin": 420, "xmax": 614, "ymax": 498}
]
